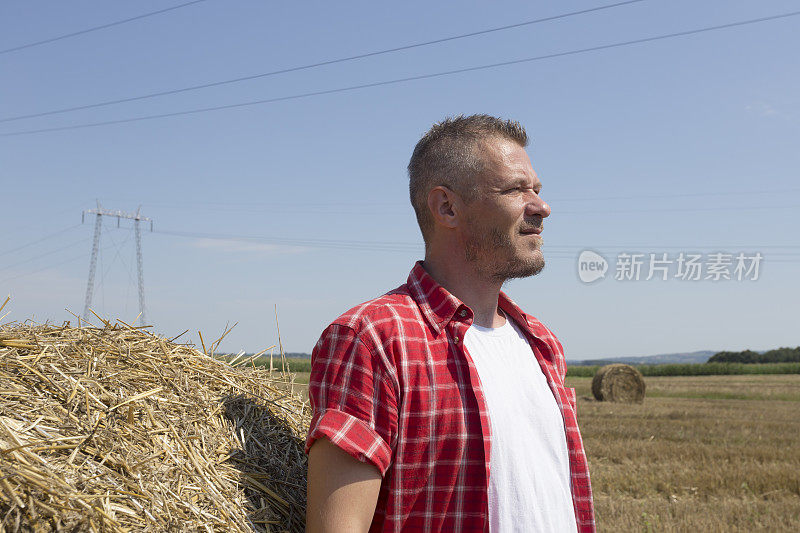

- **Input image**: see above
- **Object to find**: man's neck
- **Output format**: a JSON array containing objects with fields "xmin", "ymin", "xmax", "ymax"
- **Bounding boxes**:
[{"xmin": 422, "ymin": 255, "xmax": 505, "ymax": 328}]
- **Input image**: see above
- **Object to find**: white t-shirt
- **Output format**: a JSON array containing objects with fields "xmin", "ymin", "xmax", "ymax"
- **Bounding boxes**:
[{"xmin": 464, "ymin": 314, "xmax": 578, "ymax": 533}]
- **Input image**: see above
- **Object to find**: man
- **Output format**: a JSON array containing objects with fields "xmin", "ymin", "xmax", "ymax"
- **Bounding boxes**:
[{"xmin": 305, "ymin": 114, "xmax": 595, "ymax": 532}]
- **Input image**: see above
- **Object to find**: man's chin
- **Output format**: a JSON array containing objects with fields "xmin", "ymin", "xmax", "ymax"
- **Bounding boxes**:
[
  {"xmin": 514, "ymin": 260, "xmax": 546, "ymax": 279},
  {"xmin": 492, "ymin": 255, "xmax": 545, "ymax": 282}
]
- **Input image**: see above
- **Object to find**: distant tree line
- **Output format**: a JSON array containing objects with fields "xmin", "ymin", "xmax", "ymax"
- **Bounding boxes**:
[
  {"xmin": 568, "ymin": 362, "xmax": 800, "ymax": 378},
  {"xmin": 708, "ymin": 347, "xmax": 800, "ymax": 364}
]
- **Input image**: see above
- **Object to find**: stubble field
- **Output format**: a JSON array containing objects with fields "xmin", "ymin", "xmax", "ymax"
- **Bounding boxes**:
[
  {"xmin": 570, "ymin": 374, "xmax": 800, "ymax": 532},
  {"xmin": 292, "ymin": 373, "xmax": 800, "ymax": 531}
]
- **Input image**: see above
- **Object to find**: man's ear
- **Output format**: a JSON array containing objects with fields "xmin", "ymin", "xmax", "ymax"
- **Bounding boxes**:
[{"xmin": 427, "ymin": 186, "xmax": 460, "ymax": 229}]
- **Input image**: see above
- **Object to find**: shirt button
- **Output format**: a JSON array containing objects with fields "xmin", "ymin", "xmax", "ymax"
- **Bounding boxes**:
[
  {"xmin": 459, "ymin": 309, "xmax": 467, "ymax": 318},
  {"xmin": 454, "ymin": 336, "xmax": 460, "ymax": 343}
]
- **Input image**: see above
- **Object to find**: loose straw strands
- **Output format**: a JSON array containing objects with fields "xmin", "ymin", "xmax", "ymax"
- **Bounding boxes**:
[{"xmin": 0, "ymin": 319, "xmax": 310, "ymax": 532}]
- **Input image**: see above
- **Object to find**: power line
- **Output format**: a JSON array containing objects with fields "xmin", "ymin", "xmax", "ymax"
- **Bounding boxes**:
[
  {"xmin": 548, "ymin": 244, "xmax": 800, "ymax": 250},
  {"xmin": 0, "ymin": 237, "xmax": 90, "ymax": 272},
  {"xmin": 0, "ymin": 253, "xmax": 85, "ymax": 284},
  {"xmin": 3, "ymin": 203, "xmax": 87, "ymax": 234},
  {"xmin": 153, "ymin": 229, "xmax": 422, "ymax": 253},
  {"xmin": 556, "ymin": 203, "xmax": 800, "ymax": 215},
  {"xmin": 0, "ymin": 0, "xmax": 645, "ymax": 123},
  {"xmin": 154, "ymin": 227, "xmax": 800, "ymax": 253},
  {"xmin": 100, "ymin": 187, "xmax": 800, "ymax": 214},
  {"xmin": 550, "ymin": 187, "xmax": 800, "ymax": 203},
  {"xmin": 5, "ymin": 185, "xmax": 793, "ymax": 264},
  {"xmin": 150, "ymin": 200, "xmax": 800, "ymax": 216},
  {"xmin": 3, "ymin": 9, "xmax": 798, "ymax": 138},
  {"xmin": 0, "ymin": 0, "xmax": 210, "ymax": 56},
  {"xmin": 0, "ymin": 244, "xmax": 114, "ymax": 285},
  {"xmin": 96, "ymin": 225, "xmax": 137, "ymax": 317},
  {"xmin": 99, "ymin": 225, "xmax": 135, "ymax": 283},
  {"xmin": 7, "ymin": 223, "xmax": 794, "ymax": 265},
  {"xmin": 0, "ymin": 224, "xmax": 81, "ymax": 257}
]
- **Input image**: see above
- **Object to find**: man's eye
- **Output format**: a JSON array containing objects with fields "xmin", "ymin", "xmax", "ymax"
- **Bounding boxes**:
[{"xmin": 505, "ymin": 186, "xmax": 535, "ymax": 194}]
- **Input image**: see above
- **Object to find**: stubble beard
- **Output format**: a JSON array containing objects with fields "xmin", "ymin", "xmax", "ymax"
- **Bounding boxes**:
[{"xmin": 464, "ymin": 221, "xmax": 545, "ymax": 283}]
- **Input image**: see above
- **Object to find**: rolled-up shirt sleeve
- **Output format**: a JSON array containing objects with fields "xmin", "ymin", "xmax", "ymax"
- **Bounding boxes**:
[{"xmin": 305, "ymin": 323, "xmax": 398, "ymax": 476}]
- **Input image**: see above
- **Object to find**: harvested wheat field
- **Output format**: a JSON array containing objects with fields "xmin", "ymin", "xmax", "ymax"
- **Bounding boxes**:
[
  {"xmin": 570, "ymin": 374, "xmax": 800, "ymax": 532},
  {"xmin": 0, "ymin": 318, "xmax": 310, "ymax": 533}
]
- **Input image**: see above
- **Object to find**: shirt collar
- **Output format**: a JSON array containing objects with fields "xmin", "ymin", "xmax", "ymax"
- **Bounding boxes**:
[
  {"xmin": 406, "ymin": 261, "xmax": 545, "ymax": 347},
  {"xmin": 406, "ymin": 261, "xmax": 463, "ymax": 336}
]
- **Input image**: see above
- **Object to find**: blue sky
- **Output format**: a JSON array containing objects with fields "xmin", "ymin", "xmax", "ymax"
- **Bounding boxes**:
[{"xmin": 1, "ymin": 0, "xmax": 798, "ymax": 359}]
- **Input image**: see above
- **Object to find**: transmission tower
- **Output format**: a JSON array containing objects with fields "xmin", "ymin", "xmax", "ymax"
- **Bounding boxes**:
[{"xmin": 82, "ymin": 201, "xmax": 153, "ymax": 326}]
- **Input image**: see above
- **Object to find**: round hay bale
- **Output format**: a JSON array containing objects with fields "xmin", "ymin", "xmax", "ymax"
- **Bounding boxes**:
[
  {"xmin": 591, "ymin": 363, "xmax": 646, "ymax": 403},
  {"xmin": 0, "ymin": 319, "xmax": 310, "ymax": 532}
]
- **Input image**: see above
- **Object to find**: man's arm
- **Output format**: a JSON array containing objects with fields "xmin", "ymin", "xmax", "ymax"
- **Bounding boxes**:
[{"xmin": 306, "ymin": 437, "xmax": 382, "ymax": 533}]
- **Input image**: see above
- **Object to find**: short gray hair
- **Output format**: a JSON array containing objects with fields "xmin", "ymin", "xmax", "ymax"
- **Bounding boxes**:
[{"xmin": 408, "ymin": 114, "xmax": 528, "ymax": 243}]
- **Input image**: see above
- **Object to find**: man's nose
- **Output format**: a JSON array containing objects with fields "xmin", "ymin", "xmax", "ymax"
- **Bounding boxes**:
[{"xmin": 524, "ymin": 192, "xmax": 551, "ymax": 219}]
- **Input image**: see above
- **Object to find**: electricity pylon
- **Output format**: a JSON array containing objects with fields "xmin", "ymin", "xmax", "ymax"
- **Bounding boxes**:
[{"xmin": 82, "ymin": 201, "xmax": 153, "ymax": 326}]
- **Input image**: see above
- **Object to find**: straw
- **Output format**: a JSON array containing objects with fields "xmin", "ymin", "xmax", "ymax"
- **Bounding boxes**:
[{"xmin": 0, "ymin": 318, "xmax": 310, "ymax": 532}]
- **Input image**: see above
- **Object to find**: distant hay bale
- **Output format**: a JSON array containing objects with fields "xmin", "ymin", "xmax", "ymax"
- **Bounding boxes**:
[
  {"xmin": 591, "ymin": 363, "xmax": 646, "ymax": 403},
  {"xmin": 0, "ymin": 319, "xmax": 310, "ymax": 532}
]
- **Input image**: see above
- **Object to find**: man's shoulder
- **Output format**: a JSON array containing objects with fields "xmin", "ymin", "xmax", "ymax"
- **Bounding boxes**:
[{"xmin": 328, "ymin": 283, "xmax": 422, "ymax": 335}]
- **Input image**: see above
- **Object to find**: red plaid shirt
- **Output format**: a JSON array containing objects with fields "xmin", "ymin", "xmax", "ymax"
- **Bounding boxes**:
[{"xmin": 306, "ymin": 262, "xmax": 595, "ymax": 532}]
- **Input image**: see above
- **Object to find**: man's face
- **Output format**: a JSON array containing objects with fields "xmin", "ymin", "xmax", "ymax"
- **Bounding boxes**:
[{"xmin": 460, "ymin": 138, "xmax": 551, "ymax": 282}]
